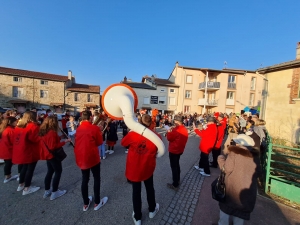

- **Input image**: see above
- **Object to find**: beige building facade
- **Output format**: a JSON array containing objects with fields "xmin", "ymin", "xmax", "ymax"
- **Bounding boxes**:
[
  {"xmin": 169, "ymin": 63, "xmax": 265, "ymax": 114},
  {"xmin": 257, "ymin": 42, "xmax": 300, "ymax": 144},
  {"xmin": 0, "ymin": 67, "xmax": 100, "ymax": 113}
]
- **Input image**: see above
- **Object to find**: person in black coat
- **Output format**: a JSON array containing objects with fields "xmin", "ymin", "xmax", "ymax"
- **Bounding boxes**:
[{"xmin": 106, "ymin": 119, "xmax": 118, "ymax": 154}]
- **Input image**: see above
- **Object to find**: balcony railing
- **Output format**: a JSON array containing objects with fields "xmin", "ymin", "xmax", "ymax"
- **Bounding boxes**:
[
  {"xmin": 227, "ymin": 82, "xmax": 236, "ymax": 89},
  {"xmin": 198, "ymin": 82, "xmax": 220, "ymax": 90},
  {"xmin": 198, "ymin": 98, "xmax": 218, "ymax": 106}
]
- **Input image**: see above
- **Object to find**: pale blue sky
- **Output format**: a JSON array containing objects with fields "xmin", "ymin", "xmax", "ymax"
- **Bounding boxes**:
[{"xmin": 1, "ymin": 1, "xmax": 300, "ymax": 91}]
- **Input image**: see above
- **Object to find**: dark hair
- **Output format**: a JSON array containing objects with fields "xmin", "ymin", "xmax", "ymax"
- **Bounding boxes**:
[
  {"xmin": 39, "ymin": 116, "xmax": 58, "ymax": 136},
  {"xmin": 17, "ymin": 111, "xmax": 37, "ymax": 128},
  {"xmin": 141, "ymin": 114, "xmax": 152, "ymax": 127},
  {"xmin": 249, "ymin": 120, "xmax": 255, "ymax": 126},
  {"xmin": 0, "ymin": 117, "xmax": 17, "ymax": 138},
  {"xmin": 82, "ymin": 111, "xmax": 91, "ymax": 121},
  {"xmin": 46, "ymin": 109, "xmax": 51, "ymax": 113}
]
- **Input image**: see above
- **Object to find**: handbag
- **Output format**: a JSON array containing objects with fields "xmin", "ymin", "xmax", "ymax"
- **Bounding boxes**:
[
  {"xmin": 211, "ymin": 166, "xmax": 226, "ymax": 202},
  {"xmin": 42, "ymin": 140, "xmax": 67, "ymax": 161}
]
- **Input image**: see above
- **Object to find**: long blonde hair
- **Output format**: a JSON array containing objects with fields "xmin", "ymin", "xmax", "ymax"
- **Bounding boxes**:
[{"xmin": 17, "ymin": 111, "xmax": 37, "ymax": 128}]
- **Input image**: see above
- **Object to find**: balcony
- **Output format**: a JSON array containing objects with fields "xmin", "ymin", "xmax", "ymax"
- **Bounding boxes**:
[
  {"xmin": 198, "ymin": 82, "xmax": 220, "ymax": 91},
  {"xmin": 227, "ymin": 82, "xmax": 236, "ymax": 89},
  {"xmin": 198, "ymin": 98, "xmax": 218, "ymax": 106}
]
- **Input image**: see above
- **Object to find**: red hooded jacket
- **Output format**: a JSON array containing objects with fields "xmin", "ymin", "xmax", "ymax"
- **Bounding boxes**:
[
  {"xmin": 121, "ymin": 131, "xmax": 161, "ymax": 182},
  {"xmin": 40, "ymin": 130, "xmax": 66, "ymax": 160},
  {"xmin": 0, "ymin": 126, "xmax": 15, "ymax": 159},
  {"xmin": 166, "ymin": 124, "xmax": 188, "ymax": 154},
  {"xmin": 74, "ymin": 121, "xmax": 103, "ymax": 170},
  {"xmin": 214, "ymin": 122, "xmax": 225, "ymax": 149},
  {"xmin": 12, "ymin": 122, "xmax": 41, "ymax": 164},
  {"xmin": 194, "ymin": 123, "xmax": 217, "ymax": 154}
]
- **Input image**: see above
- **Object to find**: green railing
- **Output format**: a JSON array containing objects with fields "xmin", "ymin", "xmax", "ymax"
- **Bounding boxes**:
[{"xmin": 264, "ymin": 134, "xmax": 300, "ymax": 204}]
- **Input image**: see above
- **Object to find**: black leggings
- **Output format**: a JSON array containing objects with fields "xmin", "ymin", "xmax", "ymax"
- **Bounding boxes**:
[
  {"xmin": 44, "ymin": 158, "xmax": 63, "ymax": 192},
  {"xmin": 4, "ymin": 159, "xmax": 13, "ymax": 176},
  {"xmin": 81, "ymin": 163, "xmax": 101, "ymax": 205},
  {"xmin": 132, "ymin": 175, "xmax": 156, "ymax": 221},
  {"xmin": 19, "ymin": 162, "xmax": 38, "ymax": 187},
  {"xmin": 169, "ymin": 152, "xmax": 182, "ymax": 187},
  {"xmin": 199, "ymin": 152, "xmax": 210, "ymax": 174}
]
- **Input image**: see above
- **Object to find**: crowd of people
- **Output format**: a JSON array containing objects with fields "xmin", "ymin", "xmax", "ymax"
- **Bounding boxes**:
[{"xmin": 0, "ymin": 107, "xmax": 268, "ymax": 225}]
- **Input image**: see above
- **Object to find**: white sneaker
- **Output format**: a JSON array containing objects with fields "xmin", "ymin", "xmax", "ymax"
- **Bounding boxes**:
[
  {"xmin": 43, "ymin": 189, "xmax": 52, "ymax": 198},
  {"xmin": 200, "ymin": 171, "xmax": 211, "ymax": 177},
  {"xmin": 83, "ymin": 196, "xmax": 92, "ymax": 212},
  {"xmin": 108, "ymin": 150, "xmax": 114, "ymax": 154},
  {"xmin": 125, "ymin": 150, "xmax": 128, "ymax": 154},
  {"xmin": 102, "ymin": 156, "xmax": 106, "ymax": 159},
  {"xmin": 17, "ymin": 185, "xmax": 25, "ymax": 192},
  {"xmin": 50, "ymin": 189, "xmax": 67, "ymax": 200},
  {"xmin": 94, "ymin": 196, "xmax": 108, "ymax": 210},
  {"xmin": 149, "ymin": 203, "xmax": 159, "ymax": 219},
  {"xmin": 194, "ymin": 166, "xmax": 204, "ymax": 172},
  {"xmin": 132, "ymin": 212, "xmax": 142, "ymax": 225},
  {"xmin": 17, "ymin": 177, "xmax": 19, "ymax": 181},
  {"xmin": 0, "ymin": 159, "xmax": 4, "ymax": 164},
  {"xmin": 105, "ymin": 150, "xmax": 109, "ymax": 154},
  {"xmin": 22, "ymin": 186, "xmax": 40, "ymax": 195},
  {"xmin": 4, "ymin": 175, "xmax": 18, "ymax": 183}
]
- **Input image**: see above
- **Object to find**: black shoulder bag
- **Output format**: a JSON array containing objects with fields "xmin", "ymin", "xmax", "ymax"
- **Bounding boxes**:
[
  {"xmin": 42, "ymin": 140, "xmax": 67, "ymax": 162},
  {"xmin": 211, "ymin": 166, "xmax": 226, "ymax": 202}
]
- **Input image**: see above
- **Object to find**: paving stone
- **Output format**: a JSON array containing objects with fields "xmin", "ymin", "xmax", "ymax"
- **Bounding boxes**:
[{"xmin": 170, "ymin": 213, "xmax": 176, "ymax": 218}]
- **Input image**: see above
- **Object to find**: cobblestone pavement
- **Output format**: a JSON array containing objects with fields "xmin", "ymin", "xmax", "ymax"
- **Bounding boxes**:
[{"xmin": 159, "ymin": 162, "xmax": 204, "ymax": 225}]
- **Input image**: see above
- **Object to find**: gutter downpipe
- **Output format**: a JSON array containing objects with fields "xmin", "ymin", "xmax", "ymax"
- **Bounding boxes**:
[
  {"xmin": 203, "ymin": 70, "xmax": 208, "ymax": 114},
  {"xmin": 256, "ymin": 71, "xmax": 268, "ymax": 120}
]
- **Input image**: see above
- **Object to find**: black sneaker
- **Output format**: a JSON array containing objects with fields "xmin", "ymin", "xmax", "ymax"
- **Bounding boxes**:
[{"xmin": 167, "ymin": 183, "xmax": 178, "ymax": 191}]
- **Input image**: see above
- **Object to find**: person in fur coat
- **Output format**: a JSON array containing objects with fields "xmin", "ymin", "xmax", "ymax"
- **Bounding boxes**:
[{"xmin": 217, "ymin": 134, "xmax": 261, "ymax": 225}]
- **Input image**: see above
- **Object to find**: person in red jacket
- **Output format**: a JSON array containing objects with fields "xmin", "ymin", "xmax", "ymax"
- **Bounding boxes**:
[
  {"xmin": 211, "ymin": 113, "xmax": 226, "ymax": 168},
  {"xmin": 74, "ymin": 112, "xmax": 108, "ymax": 211},
  {"xmin": 193, "ymin": 117, "xmax": 217, "ymax": 176},
  {"xmin": 12, "ymin": 111, "xmax": 41, "ymax": 195},
  {"xmin": 39, "ymin": 116, "xmax": 71, "ymax": 200},
  {"xmin": 166, "ymin": 115, "xmax": 188, "ymax": 190},
  {"xmin": 121, "ymin": 114, "xmax": 160, "ymax": 225},
  {"xmin": 0, "ymin": 116, "xmax": 19, "ymax": 183}
]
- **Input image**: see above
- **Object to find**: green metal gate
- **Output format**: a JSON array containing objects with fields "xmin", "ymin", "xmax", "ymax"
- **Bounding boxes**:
[{"xmin": 264, "ymin": 135, "xmax": 300, "ymax": 204}]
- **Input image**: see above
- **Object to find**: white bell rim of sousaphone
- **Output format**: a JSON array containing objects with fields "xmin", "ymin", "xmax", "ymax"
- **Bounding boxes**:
[{"xmin": 101, "ymin": 83, "xmax": 138, "ymax": 120}]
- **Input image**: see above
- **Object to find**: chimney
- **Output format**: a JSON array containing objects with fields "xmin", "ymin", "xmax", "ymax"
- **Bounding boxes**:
[
  {"xmin": 297, "ymin": 42, "xmax": 300, "ymax": 59},
  {"xmin": 68, "ymin": 70, "xmax": 72, "ymax": 80},
  {"xmin": 176, "ymin": 61, "xmax": 179, "ymax": 68},
  {"xmin": 124, "ymin": 76, "xmax": 127, "ymax": 82}
]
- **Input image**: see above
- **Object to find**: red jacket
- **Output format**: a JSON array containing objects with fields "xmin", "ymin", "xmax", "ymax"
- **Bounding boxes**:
[
  {"xmin": 166, "ymin": 125, "xmax": 188, "ymax": 154},
  {"xmin": 12, "ymin": 123, "xmax": 41, "ymax": 164},
  {"xmin": 40, "ymin": 130, "xmax": 65, "ymax": 160},
  {"xmin": 194, "ymin": 123, "xmax": 217, "ymax": 154},
  {"xmin": 121, "ymin": 131, "xmax": 161, "ymax": 182},
  {"xmin": 74, "ymin": 121, "xmax": 103, "ymax": 170},
  {"xmin": 214, "ymin": 122, "xmax": 225, "ymax": 149},
  {"xmin": 0, "ymin": 126, "xmax": 15, "ymax": 159}
]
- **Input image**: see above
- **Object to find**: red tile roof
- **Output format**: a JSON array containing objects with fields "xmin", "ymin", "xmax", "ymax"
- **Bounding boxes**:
[
  {"xmin": 67, "ymin": 83, "xmax": 100, "ymax": 94},
  {"xmin": 0, "ymin": 66, "xmax": 69, "ymax": 81}
]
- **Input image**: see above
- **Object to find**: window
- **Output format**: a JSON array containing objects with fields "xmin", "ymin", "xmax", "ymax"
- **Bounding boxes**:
[
  {"xmin": 160, "ymin": 88, "xmax": 166, "ymax": 93},
  {"xmin": 169, "ymin": 88, "xmax": 175, "ymax": 93},
  {"xmin": 184, "ymin": 105, "xmax": 191, "ymax": 113},
  {"xmin": 40, "ymin": 90, "xmax": 48, "ymax": 98},
  {"xmin": 250, "ymin": 77, "xmax": 256, "ymax": 90},
  {"xmin": 12, "ymin": 87, "xmax": 24, "ymax": 97},
  {"xmin": 143, "ymin": 97, "xmax": 150, "ymax": 104},
  {"xmin": 249, "ymin": 93, "xmax": 255, "ymax": 106},
  {"xmin": 40, "ymin": 80, "xmax": 48, "ymax": 85},
  {"xmin": 185, "ymin": 90, "xmax": 192, "ymax": 99},
  {"xmin": 87, "ymin": 94, "xmax": 93, "ymax": 102},
  {"xmin": 226, "ymin": 91, "xmax": 234, "ymax": 99},
  {"xmin": 169, "ymin": 97, "xmax": 176, "ymax": 105},
  {"xmin": 228, "ymin": 75, "xmax": 236, "ymax": 83},
  {"xmin": 186, "ymin": 75, "xmax": 193, "ymax": 83},
  {"xmin": 13, "ymin": 77, "xmax": 22, "ymax": 82},
  {"xmin": 74, "ymin": 93, "xmax": 80, "ymax": 102},
  {"xmin": 158, "ymin": 96, "xmax": 166, "ymax": 105}
]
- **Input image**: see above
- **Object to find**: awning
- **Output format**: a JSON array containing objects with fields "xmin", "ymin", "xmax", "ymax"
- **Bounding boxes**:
[
  {"xmin": 84, "ymin": 104, "xmax": 98, "ymax": 108},
  {"xmin": 50, "ymin": 102, "xmax": 64, "ymax": 106},
  {"xmin": 7, "ymin": 99, "xmax": 29, "ymax": 104},
  {"xmin": 141, "ymin": 107, "xmax": 152, "ymax": 110}
]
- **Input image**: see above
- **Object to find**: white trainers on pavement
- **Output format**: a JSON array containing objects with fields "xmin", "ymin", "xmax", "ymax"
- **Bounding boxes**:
[
  {"xmin": 94, "ymin": 196, "xmax": 108, "ymax": 210},
  {"xmin": 17, "ymin": 185, "xmax": 25, "ymax": 192},
  {"xmin": 83, "ymin": 196, "xmax": 92, "ymax": 212},
  {"xmin": 4, "ymin": 175, "xmax": 18, "ymax": 183},
  {"xmin": 50, "ymin": 189, "xmax": 67, "ymax": 200},
  {"xmin": 132, "ymin": 212, "xmax": 142, "ymax": 225},
  {"xmin": 43, "ymin": 189, "xmax": 52, "ymax": 198},
  {"xmin": 108, "ymin": 150, "xmax": 114, "ymax": 154},
  {"xmin": 22, "ymin": 186, "xmax": 40, "ymax": 195},
  {"xmin": 149, "ymin": 203, "xmax": 159, "ymax": 219},
  {"xmin": 194, "ymin": 166, "xmax": 204, "ymax": 172},
  {"xmin": 200, "ymin": 171, "xmax": 211, "ymax": 177}
]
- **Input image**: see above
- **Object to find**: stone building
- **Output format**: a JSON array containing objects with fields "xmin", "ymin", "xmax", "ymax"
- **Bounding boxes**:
[{"xmin": 0, "ymin": 66, "xmax": 100, "ymax": 113}]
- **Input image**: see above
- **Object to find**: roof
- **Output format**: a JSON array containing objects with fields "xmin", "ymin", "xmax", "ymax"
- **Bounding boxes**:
[
  {"xmin": 122, "ymin": 81, "xmax": 156, "ymax": 90},
  {"xmin": 50, "ymin": 102, "xmax": 63, "ymax": 106},
  {"xmin": 67, "ymin": 83, "xmax": 100, "ymax": 93},
  {"xmin": 180, "ymin": 66, "xmax": 253, "ymax": 74},
  {"xmin": 257, "ymin": 59, "xmax": 300, "ymax": 73},
  {"xmin": 0, "ymin": 66, "xmax": 69, "ymax": 82},
  {"xmin": 142, "ymin": 76, "xmax": 180, "ymax": 87},
  {"xmin": 7, "ymin": 99, "xmax": 29, "ymax": 104}
]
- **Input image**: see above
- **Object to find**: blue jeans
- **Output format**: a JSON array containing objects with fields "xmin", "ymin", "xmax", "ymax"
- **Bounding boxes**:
[{"xmin": 98, "ymin": 141, "xmax": 106, "ymax": 158}]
